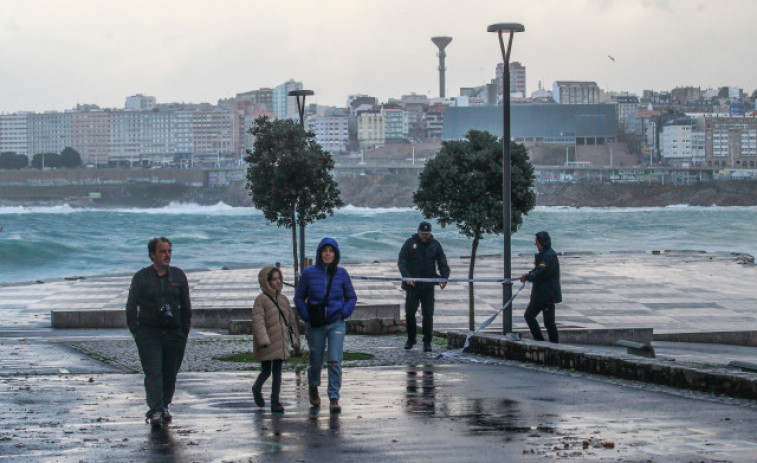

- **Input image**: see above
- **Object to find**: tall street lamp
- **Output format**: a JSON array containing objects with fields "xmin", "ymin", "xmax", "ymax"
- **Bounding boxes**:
[
  {"xmin": 289, "ymin": 89, "xmax": 314, "ymax": 128},
  {"xmin": 288, "ymin": 89, "xmax": 315, "ymax": 277},
  {"xmin": 488, "ymin": 22, "xmax": 524, "ymax": 335}
]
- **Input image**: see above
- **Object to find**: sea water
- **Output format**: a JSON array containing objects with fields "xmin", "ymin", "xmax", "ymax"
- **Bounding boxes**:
[{"xmin": 1, "ymin": 203, "xmax": 756, "ymax": 285}]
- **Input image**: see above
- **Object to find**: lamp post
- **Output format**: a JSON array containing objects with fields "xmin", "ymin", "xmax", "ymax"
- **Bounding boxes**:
[
  {"xmin": 288, "ymin": 89, "xmax": 315, "ymax": 279},
  {"xmin": 289, "ymin": 89, "xmax": 314, "ymax": 128},
  {"xmin": 488, "ymin": 22, "xmax": 524, "ymax": 335}
]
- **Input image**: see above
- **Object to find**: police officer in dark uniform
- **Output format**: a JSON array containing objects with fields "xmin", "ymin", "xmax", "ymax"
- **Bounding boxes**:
[
  {"xmin": 520, "ymin": 231, "xmax": 561, "ymax": 343},
  {"xmin": 126, "ymin": 237, "xmax": 192, "ymax": 427},
  {"xmin": 398, "ymin": 221, "xmax": 450, "ymax": 352}
]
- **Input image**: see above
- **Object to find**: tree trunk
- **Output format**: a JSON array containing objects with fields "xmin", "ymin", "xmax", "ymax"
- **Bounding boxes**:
[
  {"xmin": 299, "ymin": 222, "xmax": 306, "ymax": 276},
  {"xmin": 468, "ymin": 235, "xmax": 480, "ymax": 331},
  {"xmin": 291, "ymin": 208, "xmax": 299, "ymax": 287}
]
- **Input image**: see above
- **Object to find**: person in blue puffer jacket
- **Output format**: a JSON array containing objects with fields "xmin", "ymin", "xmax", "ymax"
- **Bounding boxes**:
[{"xmin": 294, "ymin": 237, "xmax": 357, "ymax": 414}]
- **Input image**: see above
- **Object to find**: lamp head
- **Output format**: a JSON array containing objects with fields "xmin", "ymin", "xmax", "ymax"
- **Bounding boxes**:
[{"xmin": 487, "ymin": 23, "xmax": 525, "ymax": 33}]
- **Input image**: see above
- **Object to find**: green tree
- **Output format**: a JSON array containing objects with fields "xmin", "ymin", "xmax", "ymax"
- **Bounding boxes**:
[
  {"xmin": 0, "ymin": 152, "xmax": 28, "ymax": 169},
  {"xmin": 31, "ymin": 152, "xmax": 61, "ymax": 169},
  {"xmin": 60, "ymin": 147, "xmax": 82, "ymax": 168},
  {"xmin": 244, "ymin": 116, "xmax": 343, "ymax": 285},
  {"xmin": 414, "ymin": 130, "xmax": 535, "ymax": 330}
]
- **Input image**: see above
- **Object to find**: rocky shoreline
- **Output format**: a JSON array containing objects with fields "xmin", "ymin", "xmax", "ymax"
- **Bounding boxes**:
[{"xmin": 2, "ymin": 175, "xmax": 757, "ymax": 208}]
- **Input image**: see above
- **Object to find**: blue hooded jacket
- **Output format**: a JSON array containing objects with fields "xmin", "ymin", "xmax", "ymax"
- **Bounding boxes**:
[{"xmin": 294, "ymin": 237, "xmax": 357, "ymax": 324}]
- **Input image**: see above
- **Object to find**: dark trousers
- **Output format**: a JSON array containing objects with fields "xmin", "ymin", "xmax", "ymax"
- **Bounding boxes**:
[
  {"xmin": 524, "ymin": 302, "xmax": 559, "ymax": 343},
  {"xmin": 253, "ymin": 359, "xmax": 283, "ymax": 401},
  {"xmin": 134, "ymin": 326, "xmax": 187, "ymax": 415},
  {"xmin": 405, "ymin": 286, "xmax": 435, "ymax": 343}
]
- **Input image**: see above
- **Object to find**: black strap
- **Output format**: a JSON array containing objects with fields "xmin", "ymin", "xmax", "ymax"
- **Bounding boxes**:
[
  {"xmin": 266, "ymin": 293, "xmax": 296, "ymax": 346},
  {"xmin": 323, "ymin": 273, "xmax": 335, "ymax": 303}
]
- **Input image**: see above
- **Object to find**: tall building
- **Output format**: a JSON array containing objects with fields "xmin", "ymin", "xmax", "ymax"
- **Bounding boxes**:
[
  {"xmin": 613, "ymin": 93, "xmax": 641, "ymax": 133},
  {"xmin": 356, "ymin": 110, "xmax": 385, "ymax": 150},
  {"xmin": 660, "ymin": 119, "xmax": 694, "ymax": 166},
  {"xmin": 496, "ymin": 62, "xmax": 526, "ymax": 98},
  {"xmin": 273, "ymin": 79, "xmax": 303, "ymax": 120},
  {"xmin": 0, "ymin": 113, "xmax": 29, "ymax": 157},
  {"xmin": 382, "ymin": 105, "xmax": 409, "ymax": 142},
  {"xmin": 552, "ymin": 81, "xmax": 600, "ymax": 105},
  {"xmin": 307, "ymin": 108, "xmax": 349, "ymax": 154},
  {"xmin": 27, "ymin": 112, "xmax": 72, "ymax": 158},
  {"xmin": 71, "ymin": 110, "xmax": 110, "ymax": 165}
]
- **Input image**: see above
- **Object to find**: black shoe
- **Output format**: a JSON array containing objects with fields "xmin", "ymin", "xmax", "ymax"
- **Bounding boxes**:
[
  {"xmin": 252, "ymin": 384, "xmax": 265, "ymax": 407},
  {"xmin": 329, "ymin": 398, "xmax": 341, "ymax": 414},
  {"xmin": 161, "ymin": 408, "xmax": 172, "ymax": 423},
  {"xmin": 423, "ymin": 341, "xmax": 432, "ymax": 352},
  {"xmin": 404, "ymin": 339, "xmax": 416, "ymax": 350},
  {"xmin": 148, "ymin": 411, "xmax": 163, "ymax": 428},
  {"xmin": 270, "ymin": 401, "xmax": 284, "ymax": 413},
  {"xmin": 309, "ymin": 387, "xmax": 321, "ymax": 407}
]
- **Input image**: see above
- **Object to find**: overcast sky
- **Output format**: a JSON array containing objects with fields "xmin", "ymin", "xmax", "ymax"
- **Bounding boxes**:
[{"xmin": 1, "ymin": 0, "xmax": 755, "ymax": 113}]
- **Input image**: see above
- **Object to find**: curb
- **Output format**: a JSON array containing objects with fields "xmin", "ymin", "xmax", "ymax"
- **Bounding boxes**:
[{"xmin": 446, "ymin": 330, "xmax": 757, "ymax": 401}]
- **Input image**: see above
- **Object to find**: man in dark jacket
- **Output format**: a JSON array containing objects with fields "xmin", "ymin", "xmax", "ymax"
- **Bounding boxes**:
[
  {"xmin": 398, "ymin": 221, "xmax": 450, "ymax": 352},
  {"xmin": 126, "ymin": 237, "xmax": 192, "ymax": 427},
  {"xmin": 520, "ymin": 231, "xmax": 561, "ymax": 343}
]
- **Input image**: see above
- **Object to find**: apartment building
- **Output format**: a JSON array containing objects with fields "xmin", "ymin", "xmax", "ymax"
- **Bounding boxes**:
[
  {"xmin": 552, "ymin": 81, "xmax": 600, "ymax": 105},
  {"xmin": 496, "ymin": 62, "xmax": 526, "ymax": 98},
  {"xmin": 71, "ymin": 110, "xmax": 110, "ymax": 165},
  {"xmin": 273, "ymin": 79, "xmax": 303, "ymax": 120},
  {"xmin": 660, "ymin": 120, "xmax": 694, "ymax": 166},
  {"xmin": 307, "ymin": 108, "xmax": 349, "ymax": 154},
  {"xmin": 356, "ymin": 110, "xmax": 385, "ymax": 150},
  {"xmin": 705, "ymin": 116, "xmax": 757, "ymax": 168},
  {"xmin": 27, "ymin": 112, "xmax": 72, "ymax": 157},
  {"xmin": 0, "ymin": 113, "xmax": 28, "ymax": 156},
  {"xmin": 382, "ymin": 105, "xmax": 409, "ymax": 142}
]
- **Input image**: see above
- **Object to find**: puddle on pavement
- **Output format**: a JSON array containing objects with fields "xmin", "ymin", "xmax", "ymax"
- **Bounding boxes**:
[{"xmin": 404, "ymin": 364, "xmax": 559, "ymax": 441}]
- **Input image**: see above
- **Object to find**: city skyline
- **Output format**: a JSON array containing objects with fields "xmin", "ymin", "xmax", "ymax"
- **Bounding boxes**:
[{"xmin": 1, "ymin": 0, "xmax": 756, "ymax": 113}]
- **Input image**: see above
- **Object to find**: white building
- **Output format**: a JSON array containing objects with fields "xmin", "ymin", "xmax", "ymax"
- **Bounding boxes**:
[
  {"xmin": 273, "ymin": 79, "xmax": 303, "ymax": 120},
  {"xmin": 0, "ymin": 113, "xmax": 29, "ymax": 157},
  {"xmin": 660, "ymin": 121, "xmax": 694, "ymax": 165},
  {"xmin": 307, "ymin": 109, "xmax": 349, "ymax": 154}
]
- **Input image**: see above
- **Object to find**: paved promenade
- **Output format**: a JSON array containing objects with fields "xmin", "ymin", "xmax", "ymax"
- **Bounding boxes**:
[
  {"xmin": 2, "ymin": 251, "xmax": 757, "ymax": 462},
  {"xmin": 3, "ymin": 251, "xmax": 756, "ymax": 337}
]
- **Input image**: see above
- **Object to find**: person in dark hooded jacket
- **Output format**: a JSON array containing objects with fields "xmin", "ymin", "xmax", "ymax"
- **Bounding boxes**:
[
  {"xmin": 294, "ymin": 237, "xmax": 357, "ymax": 414},
  {"xmin": 520, "ymin": 231, "xmax": 561, "ymax": 343}
]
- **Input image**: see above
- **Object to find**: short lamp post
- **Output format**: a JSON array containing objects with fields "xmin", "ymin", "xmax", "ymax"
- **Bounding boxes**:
[
  {"xmin": 288, "ymin": 89, "xmax": 315, "ymax": 279},
  {"xmin": 487, "ymin": 22, "xmax": 524, "ymax": 335}
]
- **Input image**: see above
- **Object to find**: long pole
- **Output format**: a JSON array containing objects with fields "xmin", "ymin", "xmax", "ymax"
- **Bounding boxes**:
[
  {"xmin": 488, "ymin": 24, "xmax": 523, "ymax": 334},
  {"xmin": 500, "ymin": 30, "xmax": 514, "ymax": 334}
]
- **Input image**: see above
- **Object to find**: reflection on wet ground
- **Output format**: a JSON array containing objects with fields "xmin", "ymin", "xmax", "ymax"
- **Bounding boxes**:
[{"xmin": 2, "ymin": 366, "xmax": 757, "ymax": 462}]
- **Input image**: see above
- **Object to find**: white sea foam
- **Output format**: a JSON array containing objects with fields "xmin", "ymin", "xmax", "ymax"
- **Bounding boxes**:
[{"xmin": 338, "ymin": 204, "xmax": 416, "ymax": 214}]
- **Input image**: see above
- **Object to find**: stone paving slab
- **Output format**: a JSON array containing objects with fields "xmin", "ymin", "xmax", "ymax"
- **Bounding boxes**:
[{"xmin": 2, "ymin": 252, "xmax": 756, "ymax": 338}]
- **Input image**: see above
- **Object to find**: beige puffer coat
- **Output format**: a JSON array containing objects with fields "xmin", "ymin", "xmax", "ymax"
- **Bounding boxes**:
[{"xmin": 251, "ymin": 266, "xmax": 300, "ymax": 361}]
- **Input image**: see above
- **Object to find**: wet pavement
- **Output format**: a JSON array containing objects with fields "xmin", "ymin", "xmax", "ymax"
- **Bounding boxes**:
[
  {"xmin": 2, "ymin": 252, "xmax": 757, "ymax": 462},
  {"xmin": 3, "ymin": 364, "xmax": 757, "ymax": 462}
]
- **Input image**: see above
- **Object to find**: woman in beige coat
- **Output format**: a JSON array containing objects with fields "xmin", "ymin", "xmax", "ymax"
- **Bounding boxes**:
[{"xmin": 251, "ymin": 266, "xmax": 300, "ymax": 413}]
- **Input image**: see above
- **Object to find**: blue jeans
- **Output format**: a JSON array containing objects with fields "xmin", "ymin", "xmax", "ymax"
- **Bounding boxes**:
[{"xmin": 305, "ymin": 318, "xmax": 345, "ymax": 399}]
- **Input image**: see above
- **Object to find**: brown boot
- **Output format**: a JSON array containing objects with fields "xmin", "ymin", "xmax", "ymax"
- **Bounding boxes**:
[
  {"xmin": 309, "ymin": 387, "xmax": 321, "ymax": 407},
  {"xmin": 329, "ymin": 398, "xmax": 341, "ymax": 414}
]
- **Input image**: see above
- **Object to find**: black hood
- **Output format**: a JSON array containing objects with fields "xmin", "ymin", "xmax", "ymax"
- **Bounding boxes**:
[{"xmin": 535, "ymin": 231, "xmax": 552, "ymax": 250}]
